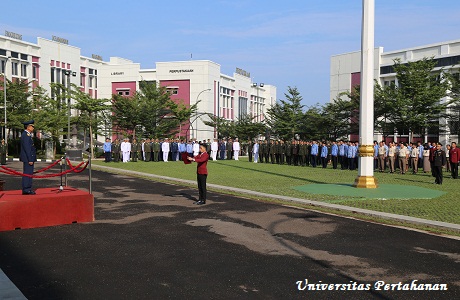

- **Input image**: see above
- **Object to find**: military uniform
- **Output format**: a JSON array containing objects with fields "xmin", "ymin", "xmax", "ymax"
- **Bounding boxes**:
[
  {"xmin": 20, "ymin": 120, "xmax": 37, "ymax": 194},
  {"xmin": 285, "ymin": 141, "xmax": 292, "ymax": 165},
  {"xmin": 0, "ymin": 140, "xmax": 7, "ymax": 165},
  {"xmin": 153, "ymin": 140, "xmax": 160, "ymax": 162},
  {"xmin": 112, "ymin": 140, "xmax": 121, "ymax": 162},
  {"xmin": 144, "ymin": 140, "xmax": 152, "ymax": 161},
  {"xmin": 270, "ymin": 141, "xmax": 276, "ymax": 164},
  {"xmin": 131, "ymin": 140, "xmax": 140, "ymax": 162}
]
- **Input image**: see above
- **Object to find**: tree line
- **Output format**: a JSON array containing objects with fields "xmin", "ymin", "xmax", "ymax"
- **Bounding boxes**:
[{"xmin": 207, "ymin": 57, "xmax": 460, "ymax": 142}]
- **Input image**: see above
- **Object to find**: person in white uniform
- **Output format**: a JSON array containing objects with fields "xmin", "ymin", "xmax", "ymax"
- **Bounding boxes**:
[
  {"xmin": 233, "ymin": 138, "xmax": 240, "ymax": 160},
  {"xmin": 192, "ymin": 139, "xmax": 200, "ymax": 157},
  {"xmin": 162, "ymin": 138, "xmax": 170, "ymax": 162},
  {"xmin": 121, "ymin": 138, "xmax": 131, "ymax": 163},
  {"xmin": 211, "ymin": 138, "xmax": 218, "ymax": 161},
  {"xmin": 253, "ymin": 141, "xmax": 259, "ymax": 163}
]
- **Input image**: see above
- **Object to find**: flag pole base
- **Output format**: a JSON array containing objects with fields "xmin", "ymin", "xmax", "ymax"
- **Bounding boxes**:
[{"xmin": 353, "ymin": 176, "xmax": 378, "ymax": 188}]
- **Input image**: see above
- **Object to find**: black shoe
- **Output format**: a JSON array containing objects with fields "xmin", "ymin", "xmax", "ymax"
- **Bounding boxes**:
[
  {"xmin": 22, "ymin": 190, "xmax": 36, "ymax": 195},
  {"xmin": 195, "ymin": 200, "xmax": 206, "ymax": 205}
]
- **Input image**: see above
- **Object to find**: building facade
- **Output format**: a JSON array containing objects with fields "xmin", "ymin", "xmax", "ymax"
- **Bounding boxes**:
[
  {"xmin": 330, "ymin": 39, "xmax": 460, "ymax": 145},
  {"xmin": 0, "ymin": 31, "xmax": 276, "ymax": 143}
]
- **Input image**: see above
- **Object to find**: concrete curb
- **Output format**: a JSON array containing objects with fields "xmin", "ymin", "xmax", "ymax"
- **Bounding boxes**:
[
  {"xmin": 92, "ymin": 164, "xmax": 460, "ymax": 233},
  {"xmin": 8, "ymin": 158, "xmax": 53, "ymax": 162}
]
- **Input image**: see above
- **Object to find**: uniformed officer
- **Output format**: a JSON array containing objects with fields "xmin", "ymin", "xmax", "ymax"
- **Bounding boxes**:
[
  {"xmin": 0, "ymin": 139, "xmax": 7, "ymax": 165},
  {"xmin": 20, "ymin": 120, "xmax": 37, "ymax": 195},
  {"xmin": 131, "ymin": 138, "xmax": 140, "ymax": 162}
]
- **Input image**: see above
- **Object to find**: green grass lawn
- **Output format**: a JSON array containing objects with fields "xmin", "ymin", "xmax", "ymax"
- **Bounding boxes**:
[{"xmin": 92, "ymin": 158, "xmax": 460, "ymax": 225}]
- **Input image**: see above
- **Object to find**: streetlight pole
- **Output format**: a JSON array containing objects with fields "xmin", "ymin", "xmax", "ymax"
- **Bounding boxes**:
[
  {"xmin": 193, "ymin": 88, "xmax": 211, "ymax": 139},
  {"xmin": 3, "ymin": 57, "xmax": 9, "ymax": 143}
]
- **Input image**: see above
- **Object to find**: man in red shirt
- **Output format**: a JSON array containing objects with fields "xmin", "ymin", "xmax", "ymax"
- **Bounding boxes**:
[
  {"xmin": 188, "ymin": 144, "xmax": 209, "ymax": 205},
  {"xmin": 449, "ymin": 142, "xmax": 460, "ymax": 179}
]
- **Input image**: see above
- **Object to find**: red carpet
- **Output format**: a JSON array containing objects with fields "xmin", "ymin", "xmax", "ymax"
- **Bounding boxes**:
[{"xmin": 0, "ymin": 187, "xmax": 94, "ymax": 231}]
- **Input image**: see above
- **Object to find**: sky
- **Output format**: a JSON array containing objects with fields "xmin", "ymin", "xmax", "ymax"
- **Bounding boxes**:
[{"xmin": 2, "ymin": 0, "xmax": 460, "ymax": 107}]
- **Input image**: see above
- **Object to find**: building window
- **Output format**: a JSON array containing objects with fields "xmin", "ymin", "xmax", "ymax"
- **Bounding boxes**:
[
  {"xmin": 10, "ymin": 52, "xmax": 18, "ymax": 59},
  {"xmin": 32, "ymin": 65, "xmax": 38, "ymax": 79},
  {"xmin": 80, "ymin": 74, "xmax": 84, "ymax": 86},
  {"xmin": 95, "ymin": 77, "xmax": 97, "ymax": 89},
  {"xmin": 21, "ymin": 64, "xmax": 27, "ymax": 77},
  {"xmin": 20, "ymin": 54, "xmax": 28, "ymax": 61},
  {"xmin": 11, "ymin": 62, "xmax": 18, "ymax": 76},
  {"xmin": 51, "ymin": 68, "xmax": 55, "ymax": 83},
  {"xmin": 56, "ymin": 68, "xmax": 61, "ymax": 84},
  {"xmin": 0, "ymin": 60, "xmax": 5, "ymax": 73}
]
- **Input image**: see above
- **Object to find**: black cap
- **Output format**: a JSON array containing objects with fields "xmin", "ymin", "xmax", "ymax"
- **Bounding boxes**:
[{"xmin": 22, "ymin": 120, "xmax": 34, "ymax": 128}]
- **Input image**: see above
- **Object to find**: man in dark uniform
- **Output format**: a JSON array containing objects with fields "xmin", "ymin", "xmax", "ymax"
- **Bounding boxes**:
[
  {"xmin": 112, "ymin": 139, "xmax": 121, "ymax": 162},
  {"xmin": 0, "ymin": 139, "xmax": 7, "ymax": 165},
  {"xmin": 433, "ymin": 143, "xmax": 446, "ymax": 184},
  {"xmin": 131, "ymin": 138, "xmax": 140, "ymax": 162},
  {"xmin": 171, "ymin": 139, "xmax": 179, "ymax": 161},
  {"xmin": 20, "ymin": 120, "xmax": 37, "ymax": 195},
  {"xmin": 227, "ymin": 138, "xmax": 233, "ymax": 160},
  {"xmin": 270, "ymin": 140, "xmax": 276, "ymax": 164},
  {"xmin": 153, "ymin": 138, "xmax": 160, "ymax": 162},
  {"xmin": 285, "ymin": 140, "xmax": 292, "ymax": 165},
  {"xmin": 247, "ymin": 139, "xmax": 253, "ymax": 162}
]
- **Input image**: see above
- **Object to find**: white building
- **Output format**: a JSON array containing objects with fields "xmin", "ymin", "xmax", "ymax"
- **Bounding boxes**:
[
  {"xmin": 0, "ymin": 31, "xmax": 276, "ymax": 143},
  {"xmin": 330, "ymin": 39, "xmax": 460, "ymax": 145}
]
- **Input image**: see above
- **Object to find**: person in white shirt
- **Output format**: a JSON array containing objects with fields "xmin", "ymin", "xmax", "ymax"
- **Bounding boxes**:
[
  {"xmin": 162, "ymin": 138, "xmax": 170, "ymax": 162},
  {"xmin": 121, "ymin": 138, "xmax": 131, "ymax": 163},
  {"xmin": 192, "ymin": 139, "xmax": 200, "ymax": 157},
  {"xmin": 211, "ymin": 139, "xmax": 218, "ymax": 161},
  {"xmin": 253, "ymin": 141, "xmax": 259, "ymax": 163},
  {"xmin": 233, "ymin": 138, "xmax": 240, "ymax": 160},
  {"xmin": 410, "ymin": 144, "xmax": 420, "ymax": 174}
]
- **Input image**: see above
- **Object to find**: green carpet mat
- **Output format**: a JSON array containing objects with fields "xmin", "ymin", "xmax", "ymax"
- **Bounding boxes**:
[{"xmin": 293, "ymin": 184, "xmax": 445, "ymax": 200}]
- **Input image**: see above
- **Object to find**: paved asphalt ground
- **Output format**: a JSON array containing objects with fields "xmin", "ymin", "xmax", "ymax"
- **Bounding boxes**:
[{"xmin": 0, "ymin": 162, "xmax": 459, "ymax": 300}]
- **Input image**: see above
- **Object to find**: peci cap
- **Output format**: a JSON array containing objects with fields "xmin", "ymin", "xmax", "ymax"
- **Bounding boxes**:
[{"xmin": 22, "ymin": 120, "xmax": 35, "ymax": 128}]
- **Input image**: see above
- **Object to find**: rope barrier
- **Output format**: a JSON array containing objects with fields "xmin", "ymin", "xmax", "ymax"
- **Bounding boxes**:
[
  {"xmin": 0, "ymin": 159, "xmax": 90, "ymax": 178},
  {"xmin": 33, "ymin": 159, "xmax": 62, "ymax": 174}
]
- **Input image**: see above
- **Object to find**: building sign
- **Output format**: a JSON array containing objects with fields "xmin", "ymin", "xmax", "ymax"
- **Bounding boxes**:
[
  {"xmin": 169, "ymin": 69, "xmax": 194, "ymax": 73},
  {"xmin": 52, "ymin": 35, "xmax": 69, "ymax": 45},
  {"xmin": 92, "ymin": 54, "xmax": 103, "ymax": 61},
  {"xmin": 5, "ymin": 30, "xmax": 22, "ymax": 40},
  {"xmin": 236, "ymin": 67, "xmax": 250, "ymax": 78},
  {"xmin": 111, "ymin": 72, "xmax": 124, "ymax": 75}
]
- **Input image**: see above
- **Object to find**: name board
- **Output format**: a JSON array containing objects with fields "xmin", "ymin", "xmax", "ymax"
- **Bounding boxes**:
[
  {"xmin": 52, "ymin": 35, "xmax": 69, "ymax": 45},
  {"xmin": 169, "ymin": 69, "xmax": 194, "ymax": 74},
  {"xmin": 111, "ymin": 72, "xmax": 124, "ymax": 75},
  {"xmin": 236, "ymin": 67, "xmax": 250, "ymax": 78},
  {"xmin": 5, "ymin": 30, "xmax": 22, "ymax": 40},
  {"xmin": 92, "ymin": 54, "xmax": 103, "ymax": 61}
]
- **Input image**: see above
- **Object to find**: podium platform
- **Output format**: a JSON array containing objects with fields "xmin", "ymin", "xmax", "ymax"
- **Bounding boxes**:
[{"xmin": 0, "ymin": 187, "xmax": 94, "ymax": 232}]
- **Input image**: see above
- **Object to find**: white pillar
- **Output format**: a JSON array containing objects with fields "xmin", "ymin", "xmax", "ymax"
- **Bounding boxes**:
[{"xmin": 353, "ymin": 0, "xmax": 377, "ymax": 188}]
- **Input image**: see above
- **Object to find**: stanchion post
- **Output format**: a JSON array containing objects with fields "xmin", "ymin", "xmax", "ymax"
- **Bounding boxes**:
[
  {"xmin": 64, "ymin": 153, "xmax": 68, "ymax": 186},
  {"xmin": 89, "ymin": 154, "xmax": 92, "ymax": 194}
]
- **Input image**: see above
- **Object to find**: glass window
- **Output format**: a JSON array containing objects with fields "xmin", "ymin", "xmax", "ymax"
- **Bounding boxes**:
[
  {"xmin": 89, "ymin": 77, "xmax": 93, "ymax": 88},
  {"xmin": 0, "ymin": 49, "xmax": 6, "ymax": 56},
  {"xmin": 56, "ymin": 68, "xmax": 60, "ymax": 84},
  {"xmin": 21, "ymin": 64, "xmax": 27, "ymax": 77},
  {"xmin": 0, "ymin": 60, "xmax": 4, "ymax": 73},
  {"xmin": 20, "ymin": 54, "xmax": 28, "ymax": 60},
  {"xmin": 32, "ymin": 65, "xmax": 37, "ymax": 79},
  {"xmin": 95, "ymin": 77, "xmax": 97, "ymax": 89},
  {"xmin": 11, "ymin": 62, "xmax": 18, "ymax": 76},
  {"xmin": 10, "ymin": 52, "xmax": 18, "ymax": 59},
  {"xmin": 51, "ymin": 68, "xmax": 55, "ymax": 82},
  {"xmin": 80, "ymin": 74, "xmax": 84, "ymax": 86}
]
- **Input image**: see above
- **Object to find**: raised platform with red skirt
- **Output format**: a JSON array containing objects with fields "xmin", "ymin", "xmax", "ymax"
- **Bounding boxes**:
[{"xmin": 0, "ymin": 187, "xmax": 94, "ymax": 232}]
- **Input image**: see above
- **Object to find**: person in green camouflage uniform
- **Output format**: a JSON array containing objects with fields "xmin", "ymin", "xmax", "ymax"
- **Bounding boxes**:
[
  {"xmin": 153, "ymin": 139, "xmax": 160, "ymax": 162},
  {"xmin": 131, "ymin": 138, "xmax": 140, "ymax": 162},
  {"xmin": 112, "ymin": 139, "xmax": 121, "ymax": 162},
  {"xmin": 144, "ymin": 138, "xmax": 152, "ymax": 161}
]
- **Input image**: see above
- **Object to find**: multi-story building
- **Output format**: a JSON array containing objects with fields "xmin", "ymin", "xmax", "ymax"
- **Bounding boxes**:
[
  {"xmin": 0, "ymin": 31, "xmax": 276, "ymax": 143},
  {"xmin": 330, "ymin": 39, "xmax": 460, "ymax": 145}
]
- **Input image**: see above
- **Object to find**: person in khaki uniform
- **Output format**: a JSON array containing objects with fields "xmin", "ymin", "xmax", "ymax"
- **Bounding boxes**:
[
  {"xmin": 153, "ymin": 139, "xmax": 160, "ymax": 162},
  {"xmin": 388, "ymin": 142, "xmax": 396, "ymax": 174},
  {"xmin": 131, "ymin": 138, "xmax": 140, "ymax": 162},
  {"xmin": 398, "ymin": 142, "xmax": 409, "ymax": 174},
  {"xmin": 410, "ymin": 144, "xmax": 419, "ymax": 174},
  {"xmin": 378, "ymin": 141, "xmax": 387, "ymax": 172}
]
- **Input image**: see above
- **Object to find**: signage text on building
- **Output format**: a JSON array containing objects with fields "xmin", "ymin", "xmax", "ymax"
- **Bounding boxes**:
[
  {"xmin": 5, "ymin": 30, "xmax": 22, "ymax": 40},
  {"xmin": 92, "ymin": 54, "xmax": 103, "ymax": 61},
  {"xmin": 111, "ymin": 72, "xmax": 124, "ymax": 75},
  {"xmin": 236, "ymin": 67, "xmax": 250, "ymax": 78},
  {"xmin": 52, "ymin": 35, "xmax": 69, "ymax": 45},
  {"xmin": 169, "ymin": 69, "xmax": 194, "ymax": 73}
]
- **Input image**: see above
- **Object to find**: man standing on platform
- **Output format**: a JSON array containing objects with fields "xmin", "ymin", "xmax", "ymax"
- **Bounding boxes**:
[{"xmin": 20, "ymin": 120, "xmax": 37, "ymax": 195}]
